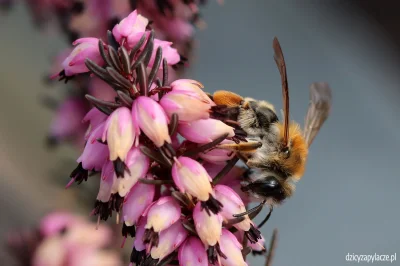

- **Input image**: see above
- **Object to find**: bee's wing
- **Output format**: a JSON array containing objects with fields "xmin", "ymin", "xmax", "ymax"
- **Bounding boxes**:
[{"xmin": 303, "ymin": 82, "xmax": 332, "ymax": 147}]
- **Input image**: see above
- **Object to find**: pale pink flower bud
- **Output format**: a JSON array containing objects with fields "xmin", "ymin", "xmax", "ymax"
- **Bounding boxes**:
[
  {"xmin": 172, "ymin": 156, "xmax": 212, "ymax": 201},
  {"xmin": 112, "ymin": 10, "xmax": 149, "ymax": 46},
  {"xmin": 170, "ymin": 79, "xmax": 212, "ymax": 105},
  {"xmin": 148, "ymin": 39, "xmax": 180, "ymax": 67},
  {"xmin": 93, "ymin": 160, "xmax": 122, "ymax": 221},
  {"xmin": 178, "ymin": 118, "xmax": 234, "ymax": 144},
  {"xmin": 117, "ymin": 147, "xmax": 150, "ymax": 197},
  {"xmin": 62, "ymin": 37, "xmax": 104, "ymax": 76},
  {"xmin": 178, "ymin": 237, "xmax": 208, "ymax": 266},
  {"xmin": 133, "ymin": 96, "xmax": 171, "ymax": 147},
  {"xmin": 96, "ymin": 162, "xmax": 119, "ymax": 203},
  {"xmin": 198, "ymin": 140, "xmax": 236, "ymax": 164},
  {"xmin": 159, "ymin": 90, "xmax": 211, "ymax": 122},
  {"xmin": 144, "ymin": 196, "xmax": 181, "ymax": 233},
  {"xmin": 193, "ymin": 202, "xmax": 222, "ymax": 247},
  {"xmin": 214, "ymin": 185, "xmax": 249, "ymax": 228},
  {"xmin": 122, "ymin": 175, "xmax": 155, "ymax": 227},
  {"xmin": 214, "ymin": 185, "xmax": 261, "ymax": 243},
  {"xmin": 77, "ymin": 123, "xmax": 108, "ymax": 171},
  {"xmin": 150, "ymin": 221, "xmax": 188, "ymax": 261},
  {"xmin": 172, "ymin": 157, "xmax": 222, "ymax": 214},
  {"xmin": 219, "ymin": 229, "xmax": 248, "ymax": 266},
  {"xmin": 102, "ymin": 107, "xmax": 135, "ymax": 163}
]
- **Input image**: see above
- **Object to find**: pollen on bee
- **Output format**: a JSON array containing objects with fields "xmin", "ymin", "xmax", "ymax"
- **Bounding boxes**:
[{"xmin": 213, "ymin": 90, "xmax": 243, "ymax": 107}]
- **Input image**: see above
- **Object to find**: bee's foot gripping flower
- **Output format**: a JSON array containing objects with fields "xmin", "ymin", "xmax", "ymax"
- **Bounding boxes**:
[{"xmin": 59, "ymin": 9, "xmax": 270, "ymax": 265}]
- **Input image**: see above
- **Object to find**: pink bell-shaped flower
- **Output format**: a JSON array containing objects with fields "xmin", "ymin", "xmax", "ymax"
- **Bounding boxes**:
[
  {"xmin": 61, "ymin": 38, "xmax": 104, "ymax": 76},
  {"xmin": 133, "ymin": 96, "xmax": 171, "ymax": 147},
  {"xmin": 178, "ymin": 236, "xmax": 208, "ymax": 266},
  {"xmin": 172, "ymin": 156, "xmax": 223, "ymax": 215}
]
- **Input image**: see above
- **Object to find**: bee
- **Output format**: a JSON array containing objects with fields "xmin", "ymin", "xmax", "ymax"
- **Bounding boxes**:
[{"xmin": 210, "ymin": 37, "xmax": 332, "ymax": 225}]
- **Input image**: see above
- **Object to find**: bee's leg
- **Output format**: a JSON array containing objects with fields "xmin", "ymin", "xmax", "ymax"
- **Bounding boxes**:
[
  {"xmin": 216, "ymin": 141, "xmax": 262, "ymax": 153},
  {"xmin": 258, "ymin": 206, "xmax": 273, "ymax": 228},
  {"xmin": 236, "ymin": 153, "xmax": 250, "ymax": 165},
  {"xmin": 233, "ymin": 200, "xmax": 266, "ymax": 218},
  {"xmin": 183, "ymin": 133, "xmax": 229, "ymax": 156},
  {"xmin": 212, "ymin": 157, "xmax": 240, "ymax": 185},
  {"xmin": 246, "ymin": 158, "xmax": 264, "ymax": 169}
]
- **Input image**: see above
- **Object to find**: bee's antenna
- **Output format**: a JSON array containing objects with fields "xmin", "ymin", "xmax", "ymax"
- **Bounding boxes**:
[{"xmin": 273, "ymin": 37, "xmax": 290, "ymax": 147}]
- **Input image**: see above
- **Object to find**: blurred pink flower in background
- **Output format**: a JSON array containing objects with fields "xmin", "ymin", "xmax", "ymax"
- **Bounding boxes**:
[{"xmin": 6, "ymin": 211, "xmax": 123, "ymax": 266}]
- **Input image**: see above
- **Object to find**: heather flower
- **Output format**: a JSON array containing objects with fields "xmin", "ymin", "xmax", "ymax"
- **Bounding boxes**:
[
  {"xmin": 143, "ymin": 196, "xmax": 181, "ymax": 247},
  {"xmin": 61, "ymin": 37, "xmax": 104, "ymax": 77},
  {"xmin": 160, "ymin": 86, "xmax": 212, "ymax": 122},
  {"xmin": 219, "ymin": 229, "xmax": 248, "ymax": 266},
  {"xmin": 130, "ymin": 217, "xmax": 147, "ymax": 265},
  {"xmin": 102, "ymin": 107, "xmax": 135, "ymax": 173},
  {"xmin": 96, "ymin": 164, "xmax": 118, "ymax": 203},
  {"xmin": 178, "ymin": 118, "xmax": 235, "ymax": 144},
  {"xmin": 170, "ymin": 79, "xmax": 211, "ymax": 104},
  {"xmin": 214, "ymin": 184, "xmax": 262, "ymax": 243},
  {"xmin": 234, "ymin": 231, "xmax": 266, "ymax": 256},
  {"xmin": 117, "ymin": 146, "xmax": 150, "ymax": 196},
  {"xmin": 150, "ymin": 39, "xmax": 181, "ymax": 67},
  {"xmin": 178, "ymin": 236, "xmax": 208, "ymax": 266},
  {"xmin": 147, "ymin": 221, "xmax": 188, "ymax": 263},
  {"xmin": 122, "ymin": 175, "xmax": 155, "ymax": 238},
  {"xmin": 76, "ymin": 123, "xmax": 108, "ymax": 172},
  {"xmin": 133, "ymin": 96, "xmax": 171, "ymax": 147},
  {"xmin": 172, "ymin": 156, "xmax": 223, "ymax": 214},
  {"xmin": 112, "ymin": 10, "xmax": 149, "ymax": 46},
  {"xmin": 193, "ymin": 201, "xmax": 225, "ymax": 264}
]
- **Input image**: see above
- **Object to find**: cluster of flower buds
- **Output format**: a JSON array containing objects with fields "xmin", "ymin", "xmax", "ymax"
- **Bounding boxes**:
[
  {"xmin": 6, "ymin": 211, "xmax": 123, "ymax": 266},
  {"xmin": 56, "ymin": 9, "xmax": 270, "ymax": 265},
  {"xmin": 30, "ymin": 0, "xmax": 219, "ymax": 149}
]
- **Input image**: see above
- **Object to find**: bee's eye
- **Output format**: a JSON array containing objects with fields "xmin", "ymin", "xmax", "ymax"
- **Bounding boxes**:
[{"xmin": 282, "ymin": 147, "xmax": 290, "ymax": 158}]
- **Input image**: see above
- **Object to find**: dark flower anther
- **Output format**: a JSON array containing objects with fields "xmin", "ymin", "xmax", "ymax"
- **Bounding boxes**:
[
  {"xmin": 122, "ymin": 223, "xmax": 136, "ymax": 238},
  {"xmin": 67, "ymin": 162, "xmax": 88, "ymax": 188}
]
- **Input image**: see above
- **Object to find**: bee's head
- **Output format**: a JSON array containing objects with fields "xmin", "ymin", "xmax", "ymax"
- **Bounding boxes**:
[
  {"xmin": 273, "ymin": 121, "xmax": 308, "ymax": 180},
  {"xmin": 242, "ymin": 169, "xmax": 294, "ymax": 204}
]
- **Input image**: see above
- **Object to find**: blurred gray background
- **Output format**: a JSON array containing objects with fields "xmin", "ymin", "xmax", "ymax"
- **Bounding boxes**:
[{"xmin": 1, "ymin": 0, "xmax": 400, "ymax": 265}]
